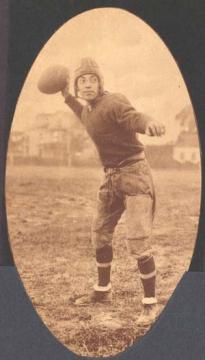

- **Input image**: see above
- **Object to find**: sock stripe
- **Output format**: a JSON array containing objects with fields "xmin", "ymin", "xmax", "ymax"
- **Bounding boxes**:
[
  {"xmin": 96, "ymin": 261, "xmax": 112, "ymax": 268},
  {"xmin": 139, "ymin": 270, "xmax": 156, "ymax": 280},
  {"xmin": 142, "ymin": 297, "xmax": 157, "ymax": 305},
  {"xmin": 94, "ymin": 283, "xmax": 112, "ymax": 292}
]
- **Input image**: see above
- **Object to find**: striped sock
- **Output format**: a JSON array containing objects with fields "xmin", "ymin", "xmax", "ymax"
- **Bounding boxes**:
[
  {"xmin": 97, "ymin": 262, "xmax": 111, "ymax": 287},
  {"xmin": 96, "ymin": 245, "xmax": 113, "ymax": 287},
  {"xmin": 138, "ymin": 255, "xmax": 156, "ymax": 299}
]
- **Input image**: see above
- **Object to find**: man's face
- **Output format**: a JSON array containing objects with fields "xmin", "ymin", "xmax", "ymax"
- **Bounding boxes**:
[{"xmin": 77, "ymin": 74, "xmax": 99, "ymax": 101}]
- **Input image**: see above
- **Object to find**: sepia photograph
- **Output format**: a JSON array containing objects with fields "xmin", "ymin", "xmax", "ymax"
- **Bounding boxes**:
[{"xmin": 5, "ymin": 8, "xmax": 201, "ymax": 357}]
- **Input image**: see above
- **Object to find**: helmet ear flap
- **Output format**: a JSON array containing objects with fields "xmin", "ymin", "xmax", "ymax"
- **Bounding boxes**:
[
  {"xmin": 95, "ymin": 74, "xmax": 104, "ymax": 96},
  {"xmin": 99, "ymin": 76, "xmax": 104, "ymax": 95}
]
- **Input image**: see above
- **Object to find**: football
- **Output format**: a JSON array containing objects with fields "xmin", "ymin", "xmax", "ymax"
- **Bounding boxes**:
[{"xmin": 37, "ymin": 65, "xmax": 69, "ymax": 94}]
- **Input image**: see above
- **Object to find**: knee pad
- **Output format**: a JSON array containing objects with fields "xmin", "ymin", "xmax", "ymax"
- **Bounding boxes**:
[
  {"xmin": 92, "ymin": 231, "xmax": 113, "ymax": 249},
  {"xmin": 137, "ymin": 249, "xmax": 153, "ymax": 262},
  {"xmin": 96, "ymin": 245, "xmax": 113, "ymax": 264},
  {"xmin": 126, "ymin": 237, "xmax": 152, "ymax": 259}
]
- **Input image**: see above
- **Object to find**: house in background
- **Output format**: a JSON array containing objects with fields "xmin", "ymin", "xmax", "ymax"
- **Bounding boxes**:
[
  {"xmin": 9, "ymin": 111, "xmax": 90, "ymax": 166},
  {"xmin": 173, "ymin": 132, "xmax": 200, "ymax": 164},
  {"xmin": 175, "ymin": 104, "xmax": 197, "ymax": 133},
  {"xmin": 38, "ymin": 127, "xmax": 72, "ymax": 166},
  {"xmin": 8, "ymin": 106, "xmax": 200, "ymax": 168},
  {"xmin": 173, "ymin": 105, "xmax": 200, "ymax": 165},
  {"xmin": 28, "ymin": 112, "xmax": 73, "ymax": 165},
  {"xmin": 7, "ymin": 131, "xmax": 29, "ymax": 164}
]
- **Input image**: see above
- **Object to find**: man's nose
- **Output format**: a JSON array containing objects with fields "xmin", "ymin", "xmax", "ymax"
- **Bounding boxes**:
[{"xmin": 84, "ymin": 80, "xmax": 92, "ymax": 87}]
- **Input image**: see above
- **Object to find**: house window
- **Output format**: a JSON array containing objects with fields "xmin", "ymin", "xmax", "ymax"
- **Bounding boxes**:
[
  {"xmin": 180, "ymin": 152, "xmax": 185, "ymax": 160},
  {"xmin": 53, "ymin": 132, "xmax": 60, "ymax": 141}
]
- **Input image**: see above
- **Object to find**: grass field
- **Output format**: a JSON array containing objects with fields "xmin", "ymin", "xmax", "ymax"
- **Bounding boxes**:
[{"xmin": 6, "ymin": 165, "xmax": 201, "ymax": 357}]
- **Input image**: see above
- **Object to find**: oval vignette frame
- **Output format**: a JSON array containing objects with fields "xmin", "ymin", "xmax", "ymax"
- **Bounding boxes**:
[
  {"xmin": 6, "ymin": 6, "xmax": 201, "ymax": 357},
  {"xmin": 1, "ymin": 1, "xmax": 205, "ymax": 360}
]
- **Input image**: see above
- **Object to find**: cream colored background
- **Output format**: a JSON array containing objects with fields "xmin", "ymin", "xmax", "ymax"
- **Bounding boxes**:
[{"xmin": 13, "ymin": 8, "xmax": 192, "ymax": 145}]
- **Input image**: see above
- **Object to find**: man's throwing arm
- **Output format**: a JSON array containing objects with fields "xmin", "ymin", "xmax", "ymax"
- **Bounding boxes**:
[
  {"xmin": 112, "ymin": 94, "xmax": 165, "ymax": 137},
  {"xmin": 61, "ymin": 80, "xmax": 84, "ymax": 119},
  {"xmin": 64, "ymin": 93, "xmax": 84, "ymax": 120}
]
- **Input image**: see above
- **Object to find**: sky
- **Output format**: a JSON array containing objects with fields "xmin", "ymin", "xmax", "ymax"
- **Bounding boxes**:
[{"xmin": 12, "ymin": 7, "xmax": 193, "ymax": 144}]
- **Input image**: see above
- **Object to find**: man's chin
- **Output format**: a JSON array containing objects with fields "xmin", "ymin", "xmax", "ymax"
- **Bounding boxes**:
[{"xmin": 84, "ymin": 95, "xmax": 98, "ymax": 101}]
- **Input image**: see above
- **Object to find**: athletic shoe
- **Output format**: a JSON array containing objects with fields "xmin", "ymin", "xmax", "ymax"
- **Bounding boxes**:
[
  {"xmin": 74, "ymin": 289, "xmax": 112, "ymax": 306},
  {"xmin": 137, "ymin": 303, "xmax": 159, "ymax": 326}
]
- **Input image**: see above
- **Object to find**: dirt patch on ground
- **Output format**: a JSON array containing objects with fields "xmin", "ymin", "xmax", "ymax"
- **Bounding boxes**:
[{"xmin": 6, "ymin": 165, "xmax": 201, "ymax": 357}]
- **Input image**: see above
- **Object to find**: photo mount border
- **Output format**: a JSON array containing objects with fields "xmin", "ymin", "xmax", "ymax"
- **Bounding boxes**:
[{"xmin": 0, "ymin": 0, "xmax": 205, "ymax": 359}]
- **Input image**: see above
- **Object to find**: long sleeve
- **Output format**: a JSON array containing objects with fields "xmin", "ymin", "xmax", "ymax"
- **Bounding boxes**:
[
  {"xmin": 64, "ymin": 94, "xmax": 84, "ymax": 119},
  {"xmin": 111, "ymin": 94, "xmax": 152, "ymax": 134}
]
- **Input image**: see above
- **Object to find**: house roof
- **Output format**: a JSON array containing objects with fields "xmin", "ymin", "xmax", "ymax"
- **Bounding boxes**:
[
  {"xmin": 175, "ymin": 132, "xmax": 199, "ymax": 147},
  {"xmin": 176, "ymin": 104, "xmax": 193, "ymax": 121},
  {"xmin": 175, "ymin": 104, "xmax": 197, "ymax": 133}
]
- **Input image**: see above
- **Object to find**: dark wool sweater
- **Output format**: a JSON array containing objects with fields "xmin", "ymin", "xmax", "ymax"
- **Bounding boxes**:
[{"xmin": 65, "ymin": 92, "xmax": 152, "ymax": 168}]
